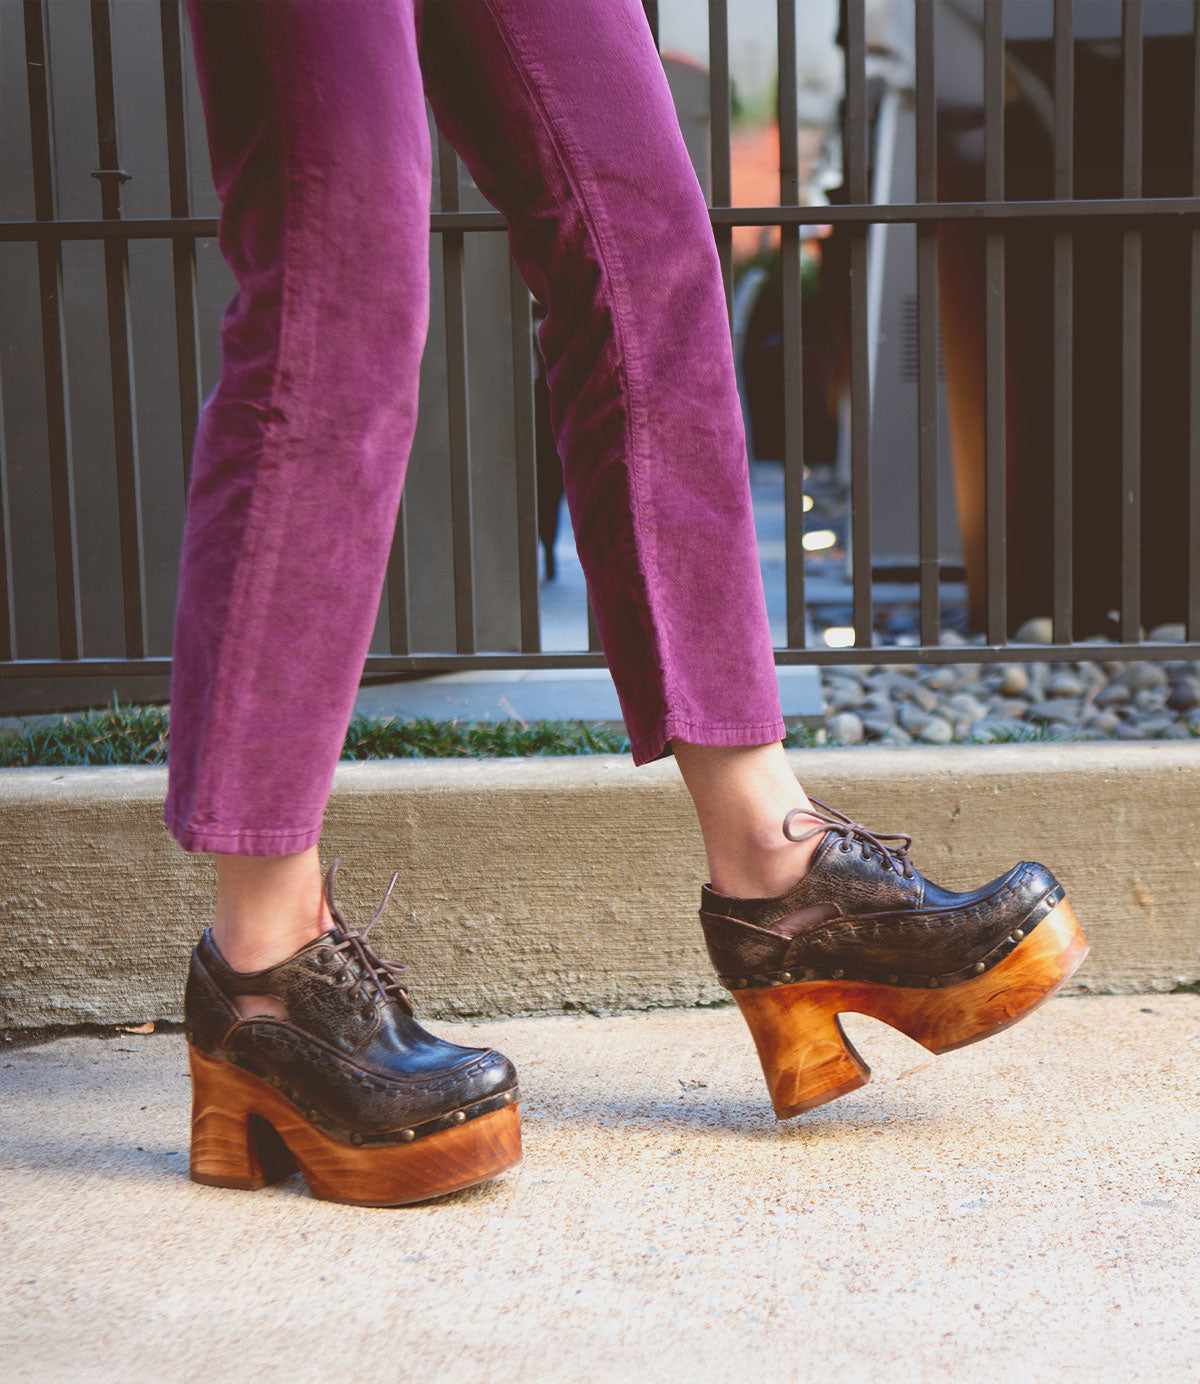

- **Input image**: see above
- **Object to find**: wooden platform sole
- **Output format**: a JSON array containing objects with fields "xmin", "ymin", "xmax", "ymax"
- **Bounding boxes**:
[
  {"xmin": 732, "ymin": 897, "xmax": 1089, "ymax": 1119},
  {"xmin": 188, "ymin": 1046, "xmax": 521, "ymax": 1206}
]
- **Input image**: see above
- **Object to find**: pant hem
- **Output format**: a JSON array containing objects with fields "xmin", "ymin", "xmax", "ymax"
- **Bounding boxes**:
[
  {"xmin": 630, "ymin": 716, "xmax": 788, "ymax": 768},
  {"xmin": 164, "ymin": 809, "xmax": 323, "ymax": 857}
]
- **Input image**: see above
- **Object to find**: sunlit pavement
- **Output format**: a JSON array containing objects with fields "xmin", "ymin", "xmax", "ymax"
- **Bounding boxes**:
[{"xmin": 4, "ymin": 995, "xmax": 1198, "ymax": 1382}]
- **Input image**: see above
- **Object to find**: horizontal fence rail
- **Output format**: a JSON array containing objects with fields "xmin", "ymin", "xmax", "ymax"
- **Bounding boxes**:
[{"xmin": 4, "ymin": 0, "xmax": 1200, "ymax": 702}]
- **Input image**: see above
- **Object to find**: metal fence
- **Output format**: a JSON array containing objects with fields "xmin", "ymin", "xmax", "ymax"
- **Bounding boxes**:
[{"xmin": 3, "ymin": 0, "xmax": 1200, "ymax": 711}]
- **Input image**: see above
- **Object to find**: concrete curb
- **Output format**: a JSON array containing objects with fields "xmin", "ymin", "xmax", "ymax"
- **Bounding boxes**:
[{"xmin": 2, "ymin": 743, "xmax": 1198, "ymax": 1030}]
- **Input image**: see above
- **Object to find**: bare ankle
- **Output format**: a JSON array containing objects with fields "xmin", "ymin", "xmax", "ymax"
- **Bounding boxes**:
[
  {"xmin": 671, "ymin": 739, "xmax": 829, "ymax": 899},
  {"xmin": 707, "ymin": 826, "xmax": 822, "ymax": 899},
  {"xmin": 210, "ymin": 846, "xmax": 334, "ymax": 975}
]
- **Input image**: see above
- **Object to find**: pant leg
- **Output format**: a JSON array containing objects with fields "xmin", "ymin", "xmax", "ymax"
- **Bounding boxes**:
[
  {"xmin": 417, "ymin": 0, "xmax": 785, "ymax": 765},
  {"xmin": 165, "ymin": 0, "xmax": 431, "ymax": 854}
]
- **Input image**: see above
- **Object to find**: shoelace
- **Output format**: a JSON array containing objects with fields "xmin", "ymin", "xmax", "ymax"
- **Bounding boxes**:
[
  {"xmin": 321, "ymin": 858, "xmax": 412, "ymax": 1012},
  {"xmin": 782, "ymin": 798, "xmax": 915, "ymax": 879}
]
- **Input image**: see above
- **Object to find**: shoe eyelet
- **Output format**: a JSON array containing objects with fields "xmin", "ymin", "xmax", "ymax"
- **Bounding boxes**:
[
  {"xmin": 839, "ymin": 840, "xmax": 851, "ymax": 853},
  {"xmin": 318, "ymin": 947, "xmax": 332, "ymax": 965}
]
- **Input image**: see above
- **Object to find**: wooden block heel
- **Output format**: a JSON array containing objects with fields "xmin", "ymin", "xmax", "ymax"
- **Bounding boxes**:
[
  {"xmin": 730, "ymin": 897, "xmax": 1088, "ymax": 1119},
  {"xmin": 733, "ymin": 987, "xmax": 871, "ymax": 1118},
  {"xmin": 189, "ymin": 1046, "xmax": 522, "ymax": 1206}
]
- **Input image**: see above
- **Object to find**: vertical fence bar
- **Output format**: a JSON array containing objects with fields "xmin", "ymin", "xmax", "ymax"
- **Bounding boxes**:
[
  {"xmin": 24, "ymin": 0, "xmax": 81, "ymax": 661},
  {"xmin": 0, "ymin": 384, "xmax": 11, "ymax": 661},
  {"xmin": 1052, "ymin": 0, "xmax": 1074, "ymax": 643},
  {"xmin": 386, "ymin": 497, "xmax": 411, "ymax": 656},
  {"xmin": 1120, "ymin": 1, "xmax": 1143, "ymax": 643},
  {"xmin": 914, "ymin": 0, "xmax": 940, "ymax": 646},
  {"xmin": 983, "ymin": 0, "xmax": 1007, "ymax": 645},
  {"xmin": 777, "ymin": 0, "xmax": 806, "ymax": 648},
  {"xmin": 160, "ymin": 0, "xmax": 202, "ymax": 491},
  {"xmin": 1191, "ymin": 1, "xmax": 1200, "ymax": 640},
  {"xmin": 709, "ymin": 0, "xmax": 733, "ymax": 324},
  {"xmin": 642, "ymin": 0, "xmax": 660, "ymax": 51},
  {"xmin": 437, "ymin": 133, "xmax": 476, "ymax": 654},
  {"xmin": 508, "ymin": 257, "xmax": 540, "ymax": 652},
  {"xmin": 91, "ymin": 0, "xmax": 147, "ymax": 659},
  {"xmin": 846, "ymin": 0, "xmax": 873, "ymax": 647}
]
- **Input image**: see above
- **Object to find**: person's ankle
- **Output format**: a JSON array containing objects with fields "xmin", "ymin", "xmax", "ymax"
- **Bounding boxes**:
[
  {"xmin": 707, "ymin": 809, "xmax": 827, "ymax": 899},
  {"xmin": 211, "ymin": 913, "xmax": 330, "ymax": 975},
  {"xmin": 209, "ymin": 847, "xmax": 334, "ymax": 975}
]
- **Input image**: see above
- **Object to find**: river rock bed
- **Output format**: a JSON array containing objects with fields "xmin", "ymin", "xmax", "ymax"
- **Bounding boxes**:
[{"xmin": 818, "ymin": 653, "xmax": 1200, "ymax": 746}]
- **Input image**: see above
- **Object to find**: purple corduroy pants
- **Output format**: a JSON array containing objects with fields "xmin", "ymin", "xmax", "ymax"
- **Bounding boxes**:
[{"xmin": 165, "ymin": 0, "xmax": 785, "ymax": 857}]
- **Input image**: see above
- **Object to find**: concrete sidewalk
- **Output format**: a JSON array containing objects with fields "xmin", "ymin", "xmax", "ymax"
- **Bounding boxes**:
[{"xmin": 3, "ymin": 996, "xmax": 1198, "ymax": 1382}]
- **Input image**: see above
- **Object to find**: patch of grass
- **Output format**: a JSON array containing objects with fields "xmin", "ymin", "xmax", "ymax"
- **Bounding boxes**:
[
  {"xmin": 0, "ymin": 699, "xmax": 638, "ymax": 767},
  {"xmin": 1, "ymin": 697, "xmax": 829, "ymax": 767},
  {"xmin": 782, "ymin": 723, "xmax": 822, "ymax": 750},
  {"xmin": 0, "ymin": 698, "xmax": 172, "ymax": 767},
  {"xmin": 961, "ymin": 721, "xmax": 1088, "ymax": 745},
  {"xmin": 340, "ymin": 715, "xmax": 630, "ymax": 759}
]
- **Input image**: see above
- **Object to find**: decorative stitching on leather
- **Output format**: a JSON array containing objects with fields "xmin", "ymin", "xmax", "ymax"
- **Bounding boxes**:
[{"xmin": 711, "ymin": 884, "xmax": 1065, "ymax": 992}]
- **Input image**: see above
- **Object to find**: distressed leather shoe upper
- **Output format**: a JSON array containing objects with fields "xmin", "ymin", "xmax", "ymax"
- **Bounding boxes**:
[
  {"xmin": 185, "ymin": 861, "xmax": 518, "ymax": 1145},
  {"xmin": 700, "ymin": 800, "xmax": 1065, "ymax": 991}
]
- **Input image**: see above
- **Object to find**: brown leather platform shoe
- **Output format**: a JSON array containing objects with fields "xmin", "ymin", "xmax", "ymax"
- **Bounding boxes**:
[
  {"xmin": 699, "ymin": 800, "xmax": 1088, "ymax": 1119},
  {"xmin": 184, "ymin": 859, "xmax": 521, "ymax": 1205}
]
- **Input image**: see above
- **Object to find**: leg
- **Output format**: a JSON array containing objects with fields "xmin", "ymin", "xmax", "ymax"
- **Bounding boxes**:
[
  {"xmin": 166, "ymin": 0, "xmax": 432, "ymax": 862},
  {"xmin": 417, "ymin": 0, "xmax": 787, "ymax": 769},
  {"xmin": 417, "ymin": 0, "xmax": 820, "ymax": 897},
  {"xmin": 173, "ymin": 0, "xmax": 520, "ymax": 1201},
  {"xmin": 419, "ymin": 5, "xmax": 1087, "ymax": 1124}
]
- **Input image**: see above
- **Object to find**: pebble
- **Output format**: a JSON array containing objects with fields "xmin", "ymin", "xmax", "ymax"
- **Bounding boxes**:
[
  {"xmin": 1114, "ymin": 722, "xmax": 1147, "ymax": 740},
  {"xmin": 826, "ymin": 682, "xmax": 865, "ymax": 713},
  {"xmin": 1013, "ymin": 617, "xmax": 1055, "ymax": 644},
  {"xmin": 1085, "ymin": 710, "xmax": 1121, "ymax": 735},
  {"xmin": 946, "ymin": 693, "xmax": 988, "ymax": 723},
  {"xmin": 998, "ymin": 664, "xmax": 1030, "ymax": 696},
  {"xmin": 827, "ymin": 712, "xmax": 864, "ymax": 745},
  {"xmin": 1025, "ymin": 700, "xmax": 1081, "ymax": 724},
  {"xmin": 820, "ymin": 656, "xmax": 1197, "ymax": 746},
  {"xmin": 858, "ymin": 694, "xmax": 894, "ymax": 715},
  {"xmin": 923, "ymin": 667, "xmax": 961, "ymax": 692},
  {"xmin": 1167, "ymin": 676, "xmax": 1200, "ymax": 712},
  {"xmin": 1046, "ymin": 673, "xmax": 1085, "ymax": 698},
  {"xmin": 861, "ymin": 717, "xmax": 897, "ymax": 742},
  {"xmin": 1135, "ymin": 716, "xmax": 1174, "ymax": 738},
  {"xmin": 989, "ymin": 697, "xmax": 1031, "ymax": 718},
  {"xmin": 897, "ymin": 704, "xmax": 933, "ymax": 735},
  {"xmin": 1119, "ymin": 664, "xmax": 1168, "ymax": 693},
  {"xmin": 897, "ymin": 684, "xmax": 940, "ymax": 713},
  {"xmin": 917, "ymin": 717, "xmax": 954, "ymax": 745}
]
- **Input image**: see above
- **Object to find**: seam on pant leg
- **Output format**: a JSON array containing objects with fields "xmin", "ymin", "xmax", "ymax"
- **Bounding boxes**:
[
  {"xmin": 165, "ymin": 814, "xmax": 323, "ymax": 857},
  {"xmin": 630, "ymin": 715, "xmax": 789, "ymax": 768},
  {"xmin": 476, "ymin": 1, "xmax": 679, "ymax": 727},
  {"xmin": 178, "ymin": 27, "xmax": 317, "ymax": 839}
]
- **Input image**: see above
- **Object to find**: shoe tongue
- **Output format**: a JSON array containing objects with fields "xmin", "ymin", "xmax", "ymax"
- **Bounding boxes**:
[{"xmin": 809, "ymin": 827, "xmax": 845, "ymax": 870}]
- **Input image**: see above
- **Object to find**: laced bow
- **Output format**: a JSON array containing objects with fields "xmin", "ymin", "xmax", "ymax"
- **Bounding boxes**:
[
  {"xmin": 782, "ymin": 798, "xmax": 915, "ymax": 879},
  {"xmin": 321, "ymin": 858, "xmax": 411, "ymax": 1010}
]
